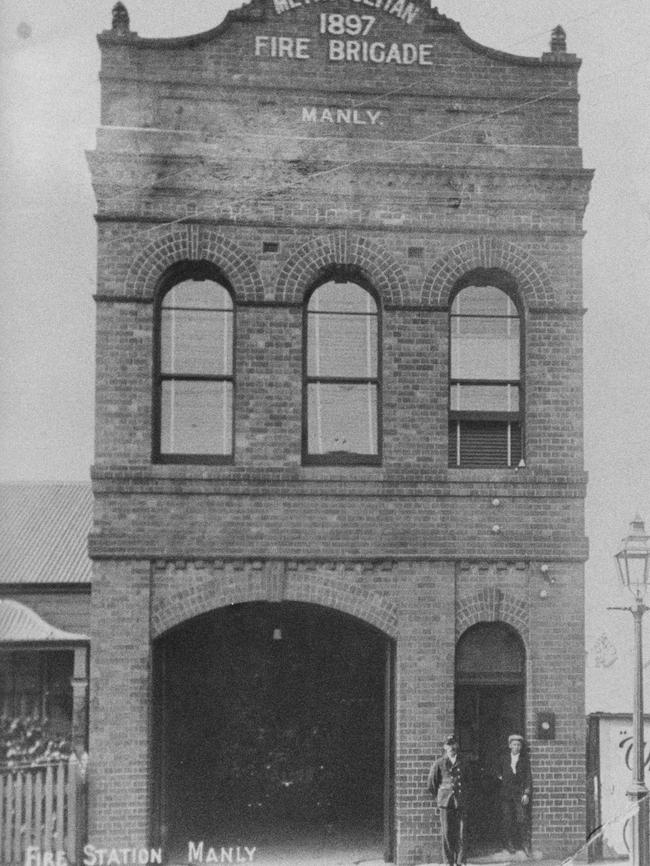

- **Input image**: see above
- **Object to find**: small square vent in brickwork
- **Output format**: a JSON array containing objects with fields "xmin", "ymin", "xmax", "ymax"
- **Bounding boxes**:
[
  {"xmin": 408, "ymin": 246, "xmax": 424, "ymax": 259},
  {"xmin": 263, "ymin": 241, "xmax": 279, "ymax": 253}
]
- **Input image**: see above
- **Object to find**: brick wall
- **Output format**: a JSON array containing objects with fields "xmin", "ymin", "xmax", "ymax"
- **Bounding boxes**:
[
  {"xmin": 89, "ymin": 560, "xmax": 151, "ymax": 842},
  {"xmin": 87, "ymin": 1, "xmax": 590, "ymax": 861},
  {"xmin": 529, "ymin": 564, "xmax": 586, "ymax": 851}
]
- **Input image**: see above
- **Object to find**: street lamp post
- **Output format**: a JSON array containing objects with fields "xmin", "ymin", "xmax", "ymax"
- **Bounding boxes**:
[{"xmin": 609, "ymin": 515, "xmax": 650, "ymax": 866}]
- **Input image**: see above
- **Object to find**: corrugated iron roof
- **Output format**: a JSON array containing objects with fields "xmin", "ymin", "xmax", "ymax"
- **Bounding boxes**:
[
  {"xmin": 0, "ymin": 482, "xmax": 92, "ymax": 584},
  {"xmin": 0, "ymin": 599, "xmax": 88, "ymax": 642}
]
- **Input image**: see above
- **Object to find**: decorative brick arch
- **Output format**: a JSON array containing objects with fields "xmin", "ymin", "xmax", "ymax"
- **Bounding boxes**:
[
  {"xmin": 455, "ymin": 586, "xmax": 529, "ymax": 644},
  {"xmin": 422, "ymin": 238, "xmax": 553, "ymax": 309},
  {"xmin": 275, "ymin": 231, "xmax": 411, "ymax": 305},
  {"xmin": 125, "ymin": 225, "xmax": 264, "ymax": 301},
  {"xmin": 150, "ymin": 564, "xmax": 398, "ymax": 640}
]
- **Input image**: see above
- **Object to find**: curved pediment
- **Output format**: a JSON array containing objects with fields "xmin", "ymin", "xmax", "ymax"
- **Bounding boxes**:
[
  {"xmin": 99, "ymin": 0, "xmax": 577, "ymax": 72},
  {"xmin": 96, "ymin": 0, "xmax": 580, "ymax": 146}
]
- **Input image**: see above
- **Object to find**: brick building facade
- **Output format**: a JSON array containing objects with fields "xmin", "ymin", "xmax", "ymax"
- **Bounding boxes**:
[{"xmin": 87, "ymin": 1, "xmax": 592, "ymax": 862}]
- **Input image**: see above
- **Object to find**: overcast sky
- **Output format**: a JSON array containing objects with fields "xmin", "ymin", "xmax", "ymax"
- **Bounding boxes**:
[{"xmin": 0, "ymin": 0, "xmax": 648, "ymax": 710}]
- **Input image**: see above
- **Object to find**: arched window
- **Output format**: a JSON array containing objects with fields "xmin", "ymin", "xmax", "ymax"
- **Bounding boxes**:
[
  {"xmin": 449, "ymin": 272, "xmax": 522, "ymax": 467},
  {"xmin": 154, "ymin": 268, "xmax": 234, "ymax": 463},
  {"xmin": 303, "ymin": 277, "xmax": 380, "ymax": 464}
]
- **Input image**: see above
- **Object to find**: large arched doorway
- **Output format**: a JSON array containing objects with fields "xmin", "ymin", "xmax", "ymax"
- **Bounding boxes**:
[
  {"xmin": 455, "ymin": 622, "xmax": 526, "ymax": 855},
  {"xmin": 153, "ymin": 601, "xmax": 394, "ymax": 860}
]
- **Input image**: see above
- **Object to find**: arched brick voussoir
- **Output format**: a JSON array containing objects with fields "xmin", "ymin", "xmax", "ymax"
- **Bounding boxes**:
[
  {"xmin": 125, "ymin": 225, "xmax": 264, "ymax": 302},
  {"xmin": 275, "ymin": 232, "xmax": 412, "ymax": 306},
  {"xmin": 150, "ymin": 566, "xmax": 399, "ymax": 641},
  {"xmin": 455, "ymin": 587, "xmax": 529, "ymax": 645},
  {"xmin": 421, "ymin": 238, "xmax": 554, "ymax": 309},
  {"xmin": 285, "ymin": 573, "xmax": 399, "ymax": 639}
]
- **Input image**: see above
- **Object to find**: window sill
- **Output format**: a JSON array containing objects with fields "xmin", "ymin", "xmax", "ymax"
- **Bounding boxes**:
[
  {"xmin": 446, "ymin": 466, "xmax": 527, "ymax": 481},
  {"xmin": 302, "ymin": 453, "xmax": 382, "ymax": 467},
  {"xmin": 154, "ymin": 456, "xmax": 234, "ymax": 466}
]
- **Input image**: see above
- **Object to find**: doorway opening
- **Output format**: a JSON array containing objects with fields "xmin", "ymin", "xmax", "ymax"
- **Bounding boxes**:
[
  {"xmin": 153, "ymin": 601, "xmax": 394, "ymax": 861},
  {"xmin": 455, "ymin": 622, "xmax": 526, "ymax": 856}
]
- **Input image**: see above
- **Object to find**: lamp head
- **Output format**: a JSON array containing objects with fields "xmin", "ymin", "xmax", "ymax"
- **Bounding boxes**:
[{"xmin": 615, "ymin": 515, "xmax": 650, "ymax": 601}]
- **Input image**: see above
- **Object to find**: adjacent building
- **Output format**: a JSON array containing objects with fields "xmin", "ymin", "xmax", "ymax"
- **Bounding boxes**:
[{"xmin": 0, "ymin": 482, "xmax": 92, "ymax": 756}]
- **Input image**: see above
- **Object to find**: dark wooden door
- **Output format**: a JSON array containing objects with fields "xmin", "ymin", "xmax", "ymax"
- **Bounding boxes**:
[
  {"xmin": 455, "ymin": 622, "xmax": 526, "ymax": 855},
  {"xmin": 455, "ymin": 684, "xmax": 525, "ymax": 853}
]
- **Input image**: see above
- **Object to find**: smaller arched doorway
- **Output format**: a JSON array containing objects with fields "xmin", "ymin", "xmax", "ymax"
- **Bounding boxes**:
[{"xmin": 455, "ymin": 622, "xmax": 526, "ymax": 854}]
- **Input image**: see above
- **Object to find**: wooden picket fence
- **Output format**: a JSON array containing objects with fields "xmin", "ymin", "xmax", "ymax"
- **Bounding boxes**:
[{"xmin": 0, "ymin": 755, "xmax": 87, "ymax": 865}]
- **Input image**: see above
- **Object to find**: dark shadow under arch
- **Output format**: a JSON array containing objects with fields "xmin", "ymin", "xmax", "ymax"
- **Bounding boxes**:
[{"xmin": 153, "ymin": 601, "xmax": 395, "ymax": 861}]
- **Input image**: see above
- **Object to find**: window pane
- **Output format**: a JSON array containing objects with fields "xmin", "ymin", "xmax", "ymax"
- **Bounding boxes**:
[
  {"xmin": 161, "ymin": 309, "xmax": 232, "ymax": 375},
  {"xmin": 451, "ymin": 285, "xmax": 516, "ymax": 316},
  {"xmin": 450, "ymin": 316, "xmax": 519, "ymax": 380},
  {"xmin": 308, "ymin": 383, "xmax": 377, "ymax": 454},
  {"xmin": 161, "ymin": 381, "xmax": 233, "ymax": 455},
  {"xmin": 307, "ymin": 313, "xmax": 377, "ymax": 377},
  {"xmin": 308, "ymin": 281, "xmax": 375, "ymax": 314},
  {"xmin": 163, "ymin": 279, "xmax": 232, "ymax": 310},
  {"xmin": 450, "ymin": 384, "xmax": 519, "ymax": 412}
]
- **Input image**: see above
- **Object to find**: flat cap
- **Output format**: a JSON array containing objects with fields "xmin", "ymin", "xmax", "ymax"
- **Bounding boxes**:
[{"xmin": 508, "ymin": 734, "xmax": 524, "ymax": 745}]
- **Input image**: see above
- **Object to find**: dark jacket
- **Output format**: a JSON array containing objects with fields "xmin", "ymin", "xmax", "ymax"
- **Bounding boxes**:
[
  {"xmin": 427, "ymin": 755, "xmax": 467, "ymax": 810},
  {"xmin": 498, "ymin": 752, "xmax": 532, "ymax": 800}
]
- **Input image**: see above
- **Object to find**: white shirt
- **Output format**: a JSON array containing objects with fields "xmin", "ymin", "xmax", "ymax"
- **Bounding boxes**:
[{"xmin": 510, "ymin": 753, "xmax": 520, "ymax": 773}]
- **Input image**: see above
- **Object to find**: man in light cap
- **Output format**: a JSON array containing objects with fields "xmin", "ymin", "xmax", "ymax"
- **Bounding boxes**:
[
  {"xmin": 427, "ymin": 735, "xmax": 468, "ymax": 866},
  {"xmin": 498, "ymin": 733, "xmax": 532, "ymax": 856}
]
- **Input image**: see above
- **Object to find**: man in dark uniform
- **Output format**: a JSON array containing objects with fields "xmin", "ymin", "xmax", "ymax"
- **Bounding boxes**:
[
  {"xmin": 498, "ymin": 733, "xmax": 532, "ymax": 856},
  {"xmin": 427, "ymin": 735, "xmax": 467, "ymax": 866}
]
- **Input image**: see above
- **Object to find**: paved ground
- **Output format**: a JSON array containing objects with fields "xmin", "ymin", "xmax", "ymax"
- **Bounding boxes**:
[
  {"xmin": 169, "ymin": 828, "xmax": 616, "ymax": 866},
  {"xmin": 192, "ymin": 849, "xmax": 616, "ymax": 866},
  {"xmin": 172, "ymin": 844, "xmax": 618, "ymax": 866},
  {"xmin": 256, "ymin": 848, "xmax": 622, "ymax": 866}
]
